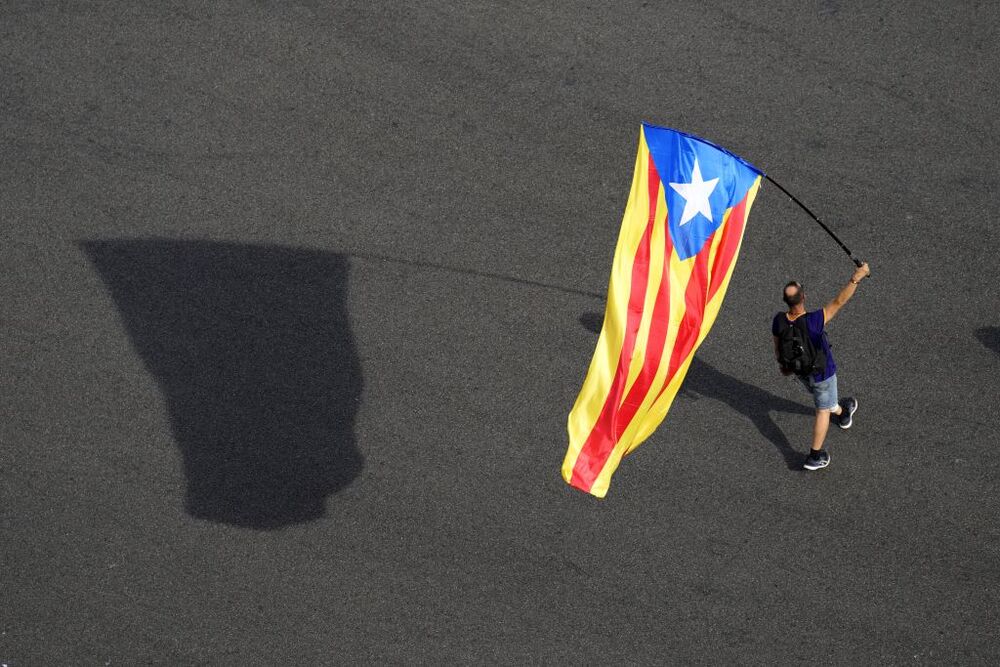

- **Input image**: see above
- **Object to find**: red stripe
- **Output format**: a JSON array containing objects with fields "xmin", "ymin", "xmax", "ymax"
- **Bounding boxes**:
[
  {"xmin": 617, "ymin": 157, "xmax": 661, "ymax": 389},
  {"xmin": 662, "ymin": 232, "xmax": 714, "ymax": 387},
  {"xmin": 705, "ymin": 190, "xmax": 750, "ymax": 303},
  {"xmin": 618, "ymin": 241, "xmax": 674, "ymax": 414},
  {"xmin": 569, "ymin": 158, "xmax": 663, "ymax": 492}
]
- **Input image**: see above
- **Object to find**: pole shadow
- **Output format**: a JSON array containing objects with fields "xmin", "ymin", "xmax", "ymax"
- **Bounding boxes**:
[
  {"xmin": 81, "ymin": 239, "xmax": 364, "ymax": 529},
  {"xmin": 579, "ymin": 311, "xmax": 810, "ymax": 469},
  {"xmin": 975, "ymin": 327, "xmax": 1000, "ymax": 357}
]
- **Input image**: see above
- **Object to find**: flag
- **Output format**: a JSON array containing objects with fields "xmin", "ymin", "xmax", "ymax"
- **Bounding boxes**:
[{"xmin": 562, "ymin": 122, "xmax": 763, "ymax": 498}]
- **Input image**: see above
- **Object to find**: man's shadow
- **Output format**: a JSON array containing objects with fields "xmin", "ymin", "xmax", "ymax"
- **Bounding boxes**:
[
  {"xmin": 578, "ymin": 312, "xmax": 810, "ymax": 469},
  {"xmin": 975, "ymin": 327, "xmax": 1000, "ymax": 357},
  {"xmin": 82, "ymin": 239, "xmax": 364, "ymax": 529}
]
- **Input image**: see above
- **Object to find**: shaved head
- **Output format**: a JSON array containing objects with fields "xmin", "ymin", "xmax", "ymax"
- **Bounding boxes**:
[{"xmin": 783, "ymin": 281, "xmax": 803, "ymax": 306}]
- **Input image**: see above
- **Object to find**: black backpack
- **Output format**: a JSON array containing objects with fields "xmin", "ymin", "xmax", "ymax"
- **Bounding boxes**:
[{"xmin": 777, "ymin": 316, "xmax": 826, "ymax": 377}]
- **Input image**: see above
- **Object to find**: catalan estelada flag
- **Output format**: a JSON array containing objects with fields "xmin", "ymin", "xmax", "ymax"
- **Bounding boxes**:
[{"xmin": 563, "ymin": 122, "xmax": 763, "ymax": 498}]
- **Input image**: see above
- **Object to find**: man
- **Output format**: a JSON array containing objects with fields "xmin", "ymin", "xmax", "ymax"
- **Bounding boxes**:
[{"xmin": 772, "ymin": 262, "xmax": 870, "ymax": 470}]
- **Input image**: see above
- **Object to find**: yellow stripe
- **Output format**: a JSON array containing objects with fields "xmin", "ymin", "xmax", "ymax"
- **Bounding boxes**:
[
  {"xmin": 562, "ymin": 130, "xmax": 653, "ymax": 481},
  {"xmin": 705, "ymin": 207, "xmax": 730, "ymax": 277},
  {"xmin": 588, "ymin": 246, "xmax": 700, "ymax": 496}
]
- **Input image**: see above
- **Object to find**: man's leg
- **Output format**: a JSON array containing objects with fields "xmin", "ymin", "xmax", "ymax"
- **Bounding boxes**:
[
  {"xmin": 803, "ymin": 375, "xmax": 842, "ymax": 469},
  {"xmin": 810, "ymin": 407, "xmax": 840, "ymax": 452},
  {"xmin": 809, "ymin": 374, "xmax": 842, "ymax": 451}
]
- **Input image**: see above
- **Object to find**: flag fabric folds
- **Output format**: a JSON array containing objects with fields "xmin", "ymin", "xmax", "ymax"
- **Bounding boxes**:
[{"xmin": 562, "ymin": 122, "xmax": 763, "ymax": 498}]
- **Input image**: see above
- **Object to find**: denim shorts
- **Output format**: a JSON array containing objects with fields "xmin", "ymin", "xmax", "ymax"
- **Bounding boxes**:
[{"xmin": 798, "ymin": 373, "xmax": 839, "ymax": 411}]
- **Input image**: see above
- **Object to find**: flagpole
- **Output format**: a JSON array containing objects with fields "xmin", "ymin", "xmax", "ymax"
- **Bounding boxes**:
[{"xmin": 763, "ymin": 174, "xmax": 864, "ymax": 268}]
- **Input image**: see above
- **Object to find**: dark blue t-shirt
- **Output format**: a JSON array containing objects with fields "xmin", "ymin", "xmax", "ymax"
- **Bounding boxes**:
[{"xmin": 772, "ymin": 309, "xmax": 836, "ymax": 381}]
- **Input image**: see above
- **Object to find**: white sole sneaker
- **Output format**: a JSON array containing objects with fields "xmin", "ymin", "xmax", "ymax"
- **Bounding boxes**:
[
  {"xmin": 803, "ymin": 452, "xmax": 831, "ymax": 470},
  {"xmin": 838, "ymin": 397, "xmax": 859, "ymax": 429}
]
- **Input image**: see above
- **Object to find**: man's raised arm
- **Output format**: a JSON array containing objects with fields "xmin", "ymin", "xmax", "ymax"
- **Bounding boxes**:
[{"xmin": 823, "ymin": 262, "xmax": 871, "ymax": 323}]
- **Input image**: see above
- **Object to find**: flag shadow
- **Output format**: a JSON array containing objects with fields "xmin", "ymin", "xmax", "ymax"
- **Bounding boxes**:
[
  {"xmin": 975, "ymin": 327, "xmax": 1000, "ymax": 357},
  {"xmin": 81, "ymin": 239, "xmax": 364, "ymax": 529},
  {"xmin": 579, "ymin": 312, "xmax": 809, "ymax": 470}
]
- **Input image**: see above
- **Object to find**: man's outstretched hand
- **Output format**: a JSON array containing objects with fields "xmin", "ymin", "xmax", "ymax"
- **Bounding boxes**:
[{"xmin": 853, "ymin": 262, "xmax": 871, "ymax": 283}]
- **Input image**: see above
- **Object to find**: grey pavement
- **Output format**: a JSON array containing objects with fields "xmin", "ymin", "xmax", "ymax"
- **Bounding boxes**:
[{"xmin": 2, "ymin": 1, "xmax": 999, "ymax": 663}]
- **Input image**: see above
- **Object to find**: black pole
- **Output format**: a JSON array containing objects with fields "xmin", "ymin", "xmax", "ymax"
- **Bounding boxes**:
[{"xmin": 763, "ymin": 174, "xmax": 863, "ymax": 267}]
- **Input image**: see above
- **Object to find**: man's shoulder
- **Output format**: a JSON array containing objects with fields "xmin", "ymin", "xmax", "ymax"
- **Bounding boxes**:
[
  {"xmin": 771, "ymin": 311, "xmax": 786, "ymax": 334},
  {"xmin": 806, "ymin": 309, "xmax": 826, "ymax": 330}
]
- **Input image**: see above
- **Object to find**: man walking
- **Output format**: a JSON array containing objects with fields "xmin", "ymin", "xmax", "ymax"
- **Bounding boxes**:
[{"xmin": 772, "ymin": 262, "xmax": 870, "ymax": 470}]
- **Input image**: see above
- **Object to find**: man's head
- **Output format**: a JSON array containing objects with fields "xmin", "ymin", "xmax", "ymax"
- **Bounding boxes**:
[{"xmin": 783, "ymin": 281, "xmax": 804, "ymax": 307}]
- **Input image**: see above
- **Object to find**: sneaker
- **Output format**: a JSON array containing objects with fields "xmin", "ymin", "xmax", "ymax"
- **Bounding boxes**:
[
  {"xmin": 837, "ymin": 397, "xmax": 859, "ymax": 429},
  {"xmin": 803, "ymin": 449, "xmax": 830, "ymax": 470}
]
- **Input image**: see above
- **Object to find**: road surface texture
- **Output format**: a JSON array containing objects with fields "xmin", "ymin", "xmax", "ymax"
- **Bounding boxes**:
[{"xmin": 3, "ymin": 1, "xmax": 999, "ymax": 663}]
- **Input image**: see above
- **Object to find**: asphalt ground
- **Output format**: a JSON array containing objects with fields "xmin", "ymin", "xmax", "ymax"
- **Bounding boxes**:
[{"xmin": 3, "ymin": 1, "xmax": 999, "ymax": 663}]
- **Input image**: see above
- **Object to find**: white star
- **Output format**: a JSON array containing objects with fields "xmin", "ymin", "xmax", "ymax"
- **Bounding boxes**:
[{"xmin": 669, "ymin": 158, "xmax": 719, "ymax": 226}]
